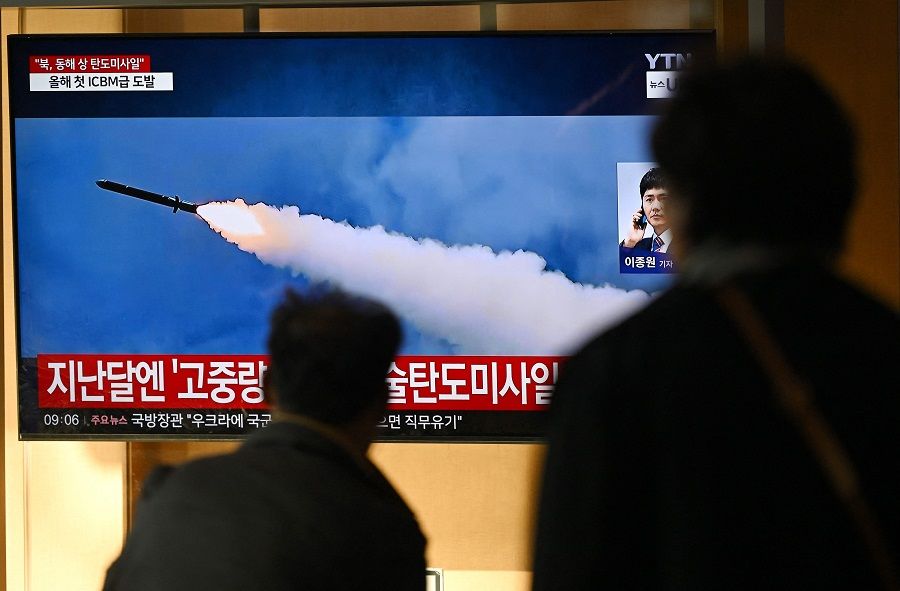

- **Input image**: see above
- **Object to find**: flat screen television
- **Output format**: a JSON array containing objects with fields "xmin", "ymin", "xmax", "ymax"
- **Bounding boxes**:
[{"xmin": 7, "ymin": 31, "xmax": 714, "ymax": 440}]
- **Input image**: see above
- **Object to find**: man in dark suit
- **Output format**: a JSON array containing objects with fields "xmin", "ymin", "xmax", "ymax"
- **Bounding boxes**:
[
  {"xmin": 104, "ymin": 290, "xmax": 426, "ymax": 591},
  {"xmin": 621, "ymin": 167, "xmax": 673, "ymax": 254},
  {"xmin": 534, "ymin": 59, "xmax": 899, "ymax": 590}
]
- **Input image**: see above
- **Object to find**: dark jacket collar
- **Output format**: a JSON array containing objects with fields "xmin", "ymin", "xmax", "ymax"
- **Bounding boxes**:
[{"xmin": 242, "ymin": 420, "xmax": 405, "ymax": 503}]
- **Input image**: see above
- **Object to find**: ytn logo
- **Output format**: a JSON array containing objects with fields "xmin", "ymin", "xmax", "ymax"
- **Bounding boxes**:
[
  {"xmin": 644, "ymin": 53, "xmax": 690, "ymax": 99},
  {"xmin": 644, "ymin": 53, "xmax": 692, "ymax": 70}
]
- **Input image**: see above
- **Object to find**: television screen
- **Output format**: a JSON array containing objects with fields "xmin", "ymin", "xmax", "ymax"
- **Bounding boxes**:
[{"xmin": 7, "ymin": 32, "xmax": 714, "ymax": 440}]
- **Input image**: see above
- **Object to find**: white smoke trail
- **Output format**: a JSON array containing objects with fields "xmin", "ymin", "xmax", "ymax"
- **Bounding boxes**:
[{"xmin": 198, "ymin": 200, "xmax": 650, "ymax": 355}]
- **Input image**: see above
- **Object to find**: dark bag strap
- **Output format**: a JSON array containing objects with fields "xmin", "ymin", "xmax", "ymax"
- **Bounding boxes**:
[{"xmin": 715, "ymin": 284, "xmax": 899, "ymax": 591}]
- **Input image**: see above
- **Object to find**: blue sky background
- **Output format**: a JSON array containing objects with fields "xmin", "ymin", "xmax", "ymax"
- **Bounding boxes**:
[{"xmin": 14, "ymin": 115, "xmax": 669, "ymax": 356}]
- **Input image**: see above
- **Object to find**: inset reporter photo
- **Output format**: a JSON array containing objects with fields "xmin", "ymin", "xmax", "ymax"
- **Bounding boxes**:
[{"xmin": 617, "ymin": 162, "xmax": 676, "ymax": 274}]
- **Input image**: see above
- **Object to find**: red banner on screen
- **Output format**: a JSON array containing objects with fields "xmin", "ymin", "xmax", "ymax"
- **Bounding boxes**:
[
  {"xmin": 36, "ymin": 354, "xmax": 565, "ymax": 411},
  {"xmin": 38, "ymin": 355, "xmax": 267, "ymax": 410},
  {"xmin": 386, "ymin": 356, "xmax": 562, "ymax": 411},
  {"xmin": 29, "ymin": 55, "xmax": 151, "ymax": 73}
]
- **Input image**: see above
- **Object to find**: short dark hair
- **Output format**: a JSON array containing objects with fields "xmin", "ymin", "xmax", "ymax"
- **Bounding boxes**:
[
  {"xmin": 652, "ymin": 57, "xmax": 856, "ymax": 251},
  {"xmin": 266, "ymin": 288, "xmax": 402, "ymax": 424},
  {"xmin": 639, "ymin": 167, "xmax": 667, "ymax": 198}
]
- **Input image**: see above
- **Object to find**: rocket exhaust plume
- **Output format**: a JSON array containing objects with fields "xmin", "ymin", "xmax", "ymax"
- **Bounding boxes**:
[{"xmin": 197, "ymin": 200, "xmax": 649, "ymax": 354}]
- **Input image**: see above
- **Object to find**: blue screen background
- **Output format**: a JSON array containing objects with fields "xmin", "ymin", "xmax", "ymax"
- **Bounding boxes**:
[{"xmin": 15, "ymin": 115, "xmax": 668, "ymax": 355}]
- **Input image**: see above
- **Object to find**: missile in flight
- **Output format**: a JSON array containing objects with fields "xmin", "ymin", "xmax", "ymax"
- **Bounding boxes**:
[{"xmin": 95, "ymin": 179, "xmax": 199, "ymax": 214}]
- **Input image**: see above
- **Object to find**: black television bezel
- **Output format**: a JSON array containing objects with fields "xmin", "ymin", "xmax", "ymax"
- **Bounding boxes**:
[{"xmin": 7, "ymin": 30, "xmax": 715, "ymax": 442}]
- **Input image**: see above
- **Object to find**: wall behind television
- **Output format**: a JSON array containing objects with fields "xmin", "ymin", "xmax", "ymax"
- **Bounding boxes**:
[
  {"xmin": 785, "ymin": 0, "xmax": 900, "ymax": 309},
  {"xmin": 2, "ymin": 10, "xmax": 128, "ymax": 591},
  {"xmin": 2, "ymin": 1, "xmax": 898, "ymax": 590}
]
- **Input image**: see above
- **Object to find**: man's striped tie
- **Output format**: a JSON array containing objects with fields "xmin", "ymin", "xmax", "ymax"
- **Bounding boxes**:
[{"xmin": 652, "ymin": 235, "xmax": 665, "ymax": 252}]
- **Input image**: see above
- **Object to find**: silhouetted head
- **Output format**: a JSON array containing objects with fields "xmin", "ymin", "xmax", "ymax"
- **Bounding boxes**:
[
  {"xmin": 266, "ymin": 288, "xmax": 402, "ymax": 426},
  {"xmin": 652, "ymin": 57, "xmax": 856, "ymax": 256}
]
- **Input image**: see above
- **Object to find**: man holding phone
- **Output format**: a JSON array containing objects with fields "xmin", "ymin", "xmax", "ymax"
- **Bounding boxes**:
[{"xmin": 621, "ymin": 167, "xmax": 672, "ymax": 254}]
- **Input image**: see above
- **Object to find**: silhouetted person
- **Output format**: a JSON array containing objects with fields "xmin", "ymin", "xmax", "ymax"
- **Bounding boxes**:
[
  {"xmin": 534, "ymin": 58, "xmax": 899, "ymax": 590},
  {"xmin": 104, "ymin": 289, "xmax": 426, "ymax": 591}
]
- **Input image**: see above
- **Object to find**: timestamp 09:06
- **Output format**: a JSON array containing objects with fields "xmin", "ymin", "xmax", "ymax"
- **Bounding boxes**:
[{"xmin": 43, "ymin": 413, "xmax": 80, "ymax": 426}]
